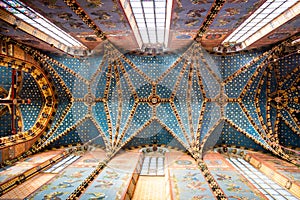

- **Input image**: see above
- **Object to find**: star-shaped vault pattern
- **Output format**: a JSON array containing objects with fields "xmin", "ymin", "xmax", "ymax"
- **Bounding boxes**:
[{"xmin": 20, "ymin": 39, "xmax": 298, "ymax": 165}]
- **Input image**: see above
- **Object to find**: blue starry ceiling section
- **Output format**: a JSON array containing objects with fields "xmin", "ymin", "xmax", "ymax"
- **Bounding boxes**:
[
  {"xmin": 272, "ymin": 51, "xmax": 300, "ymax": 146},
  {"xmin": 280, "ymin": 109, "xmax": 300, "ymax": 133},
  {"xmin": 0, "ymin": 112, "xmax": 11, "ymax": 137},
  {"xmin": 156, "ymin": 103, "xmax": 188, "ymax": 145},
  {"xmin": 0, "ymin": 111, "xmax": 11, "ymax": 137},
  {"xmin": 173, "ymin": 67, "xmax": 191, "ymax": 140},
  {"xmin": 281, "ymin": 71, "xmax": 298, "ymax": 91},
  {"xmin": 107, "ymin": 65, "xmax": 119, "ymax": 138},
  {"xmin": 224, "ymin": 62, "xmax": 260, "ymax": 98},
  {"xmin": 2, "ymin": 41, "xmax": 298, "ymax": 153},
  {"xmin": 277, "ymin": 53, "xmax": 300, "ymax": 80},
  {"xmin": 225, "ymin": 103, "xmax": 263, "ymax": 142},
  {"xmin": 50, "ymin": 55, "xmax": 103, "ymax": 81},
  {"xmin": 156, "ymin": 84, "xmax": 172, "ymax": 99},
  {"xmin": 190, "ymin": 71, "xmax": 204, "ymax": 135},
  {"xmin": 202, "ymin": 120, "xmax": 225, "ymax": 153},
  {"xmin": 47, "ymin": 102, "xmax": 88, "ymax": 142},
  {"xmin": 157, "ymin": 59, "xmax": 186, "ymax": 97},
  {"xmin": 121, "ymin": 103, "xmax": 152, "ymax": 143},
  {"xmin": 215, "ymin": 51, "xmax": 263, "ymax": 80},
  {"xmin": 94, "ymin": 66, "xmax": 109, "ymax": 99},
  {"xmin": 41, "ymin": 52, "xmax": 103, "ymax": 145},
  {"xmin": 51, "ymin": 118, "xmax": 105, "ymax": 147},
  {"xmin": 119, "ymin": 59, "xmax": 152, "ymax": 96},
  {"xmin": 124, "ymin": 120, "xmax": 186, "ymax": 150},
  {"xmin": 241, "ymin": 64, "xmax": 268, "ymax": 134},
  {"xmin": 0, "ymin": 68, "xmax": 44, "ymax": 136},
  {"xmin": 200, "ymin": 48, "xmax": 222, "ymax": 80},
  {"xmin": 0, "ymin": 67, "xmax": 11, "ymax": 137},
  {"xmin": 216, "ymin": 121, "xmax": 266, "ymax": 152},
  {"xmin": 278, "ymin": 121, "xmax": 300, "ymax": 148},
  {"xmin": 42, "ymin": 61, "xmax": 72, "ymax": 134},
  {"xmin": 73, "ymin": 118, "xmax": 103, "ymax": 144},
  {"xmin": 118, "ymin": 75, "xmax": 135, "ymax": 135},
  {"xmin": 93, "ymin": 102, "xmax": 110, "ymax": 142},
  {"xmin": 51, "ymin": 64, "xmax": 88, "ymax": 99},
  {"xmin": 127, "ymin": 54, "xmax": 178, "ymax": 81},
  {"xmin": 258, "ymin": 74, "xmax": 268, "ymax": 126},
  {"xmin": 200, "ymin": 103, "xmax": 221, "ymax": 142},
  {"xmin": 198, "ymin": 60, "xmax": 220, "ymax": 99},
  {"xmin": 19, "ymin": 72, "xmax": 44, "ymax": 131},
  {"xmin": 136, "ymin": 83, "xmax": 152, "ymax": 98},
  {"xmin": 0, "ymin": 66, "xmax": 12, "ymax": 92}
]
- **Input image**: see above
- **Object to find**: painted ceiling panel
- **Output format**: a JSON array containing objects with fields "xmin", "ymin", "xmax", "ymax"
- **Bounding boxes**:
[
  {"xmin": 171, "ymin": 0, "xmax": 213, "ymax": 30},
  {"xmin": 76, "ymin": 0, "xmax": 130, "ymax": 31},
  {"xmin": 0, "ymin": 0, "xmax": 297, "ymax": 54},
  {"xmin": 210, "ymin": 0, "xmax": 265, "ymax": 30},
  {"xmin": 0, "ymin": 20, "xmax": 62, "ymax": 54},
  {"xmin": 249, "ymin": 16, "xmax": 300, "ymax": 49},
  {"xmin": 22, "ymin": 0, "xmax": 101, "ymax": 50}
]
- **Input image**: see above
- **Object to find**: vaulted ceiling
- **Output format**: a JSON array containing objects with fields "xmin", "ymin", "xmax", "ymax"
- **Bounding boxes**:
[
  {"xmin": 0, "ymin": 0, "xmax": 299, "ymax": 166},
  {"xmin": 0, "ymin": 0, "xmax": 299, "ymax": 55}
]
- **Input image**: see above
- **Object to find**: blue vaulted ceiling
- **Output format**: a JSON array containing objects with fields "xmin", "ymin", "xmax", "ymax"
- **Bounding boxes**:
[
  {"xmin": 0, "ymin": 68, "xmax": 44, "ymax": 136},
  {"xmin": 0, "ymin": 38, "xmax": 299, "ymax": 162}
]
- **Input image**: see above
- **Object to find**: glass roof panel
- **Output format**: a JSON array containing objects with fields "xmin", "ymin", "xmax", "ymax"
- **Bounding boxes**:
[
  {"xmin": 222, "ymin": 1, "xmax": 299, "ymax": 50},
  {"xmin": 124, "ymin": 0, "xmax": 171, "ymax": 50},
  {"xmin": 0, "ymin": 0, "xmax": 86, "ymax": 48}
]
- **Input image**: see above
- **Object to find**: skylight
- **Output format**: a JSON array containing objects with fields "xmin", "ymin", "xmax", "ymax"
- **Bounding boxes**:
[
  {"xmin": 0, "ymin": 0, "xmax": 86, "ymax": 48},
  {"xmin": 223, "ymin": 0, "xmax": 299, "ymax": 49},
  {"xmin": 121, "ymin": 0, "xmax": 172, "ymax": 51}
]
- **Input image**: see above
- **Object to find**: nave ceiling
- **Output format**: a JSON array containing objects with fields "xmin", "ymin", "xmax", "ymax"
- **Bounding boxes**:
[{"xmin": 0, "ymin": 0, "xmax": 299, "ymax": 167}]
